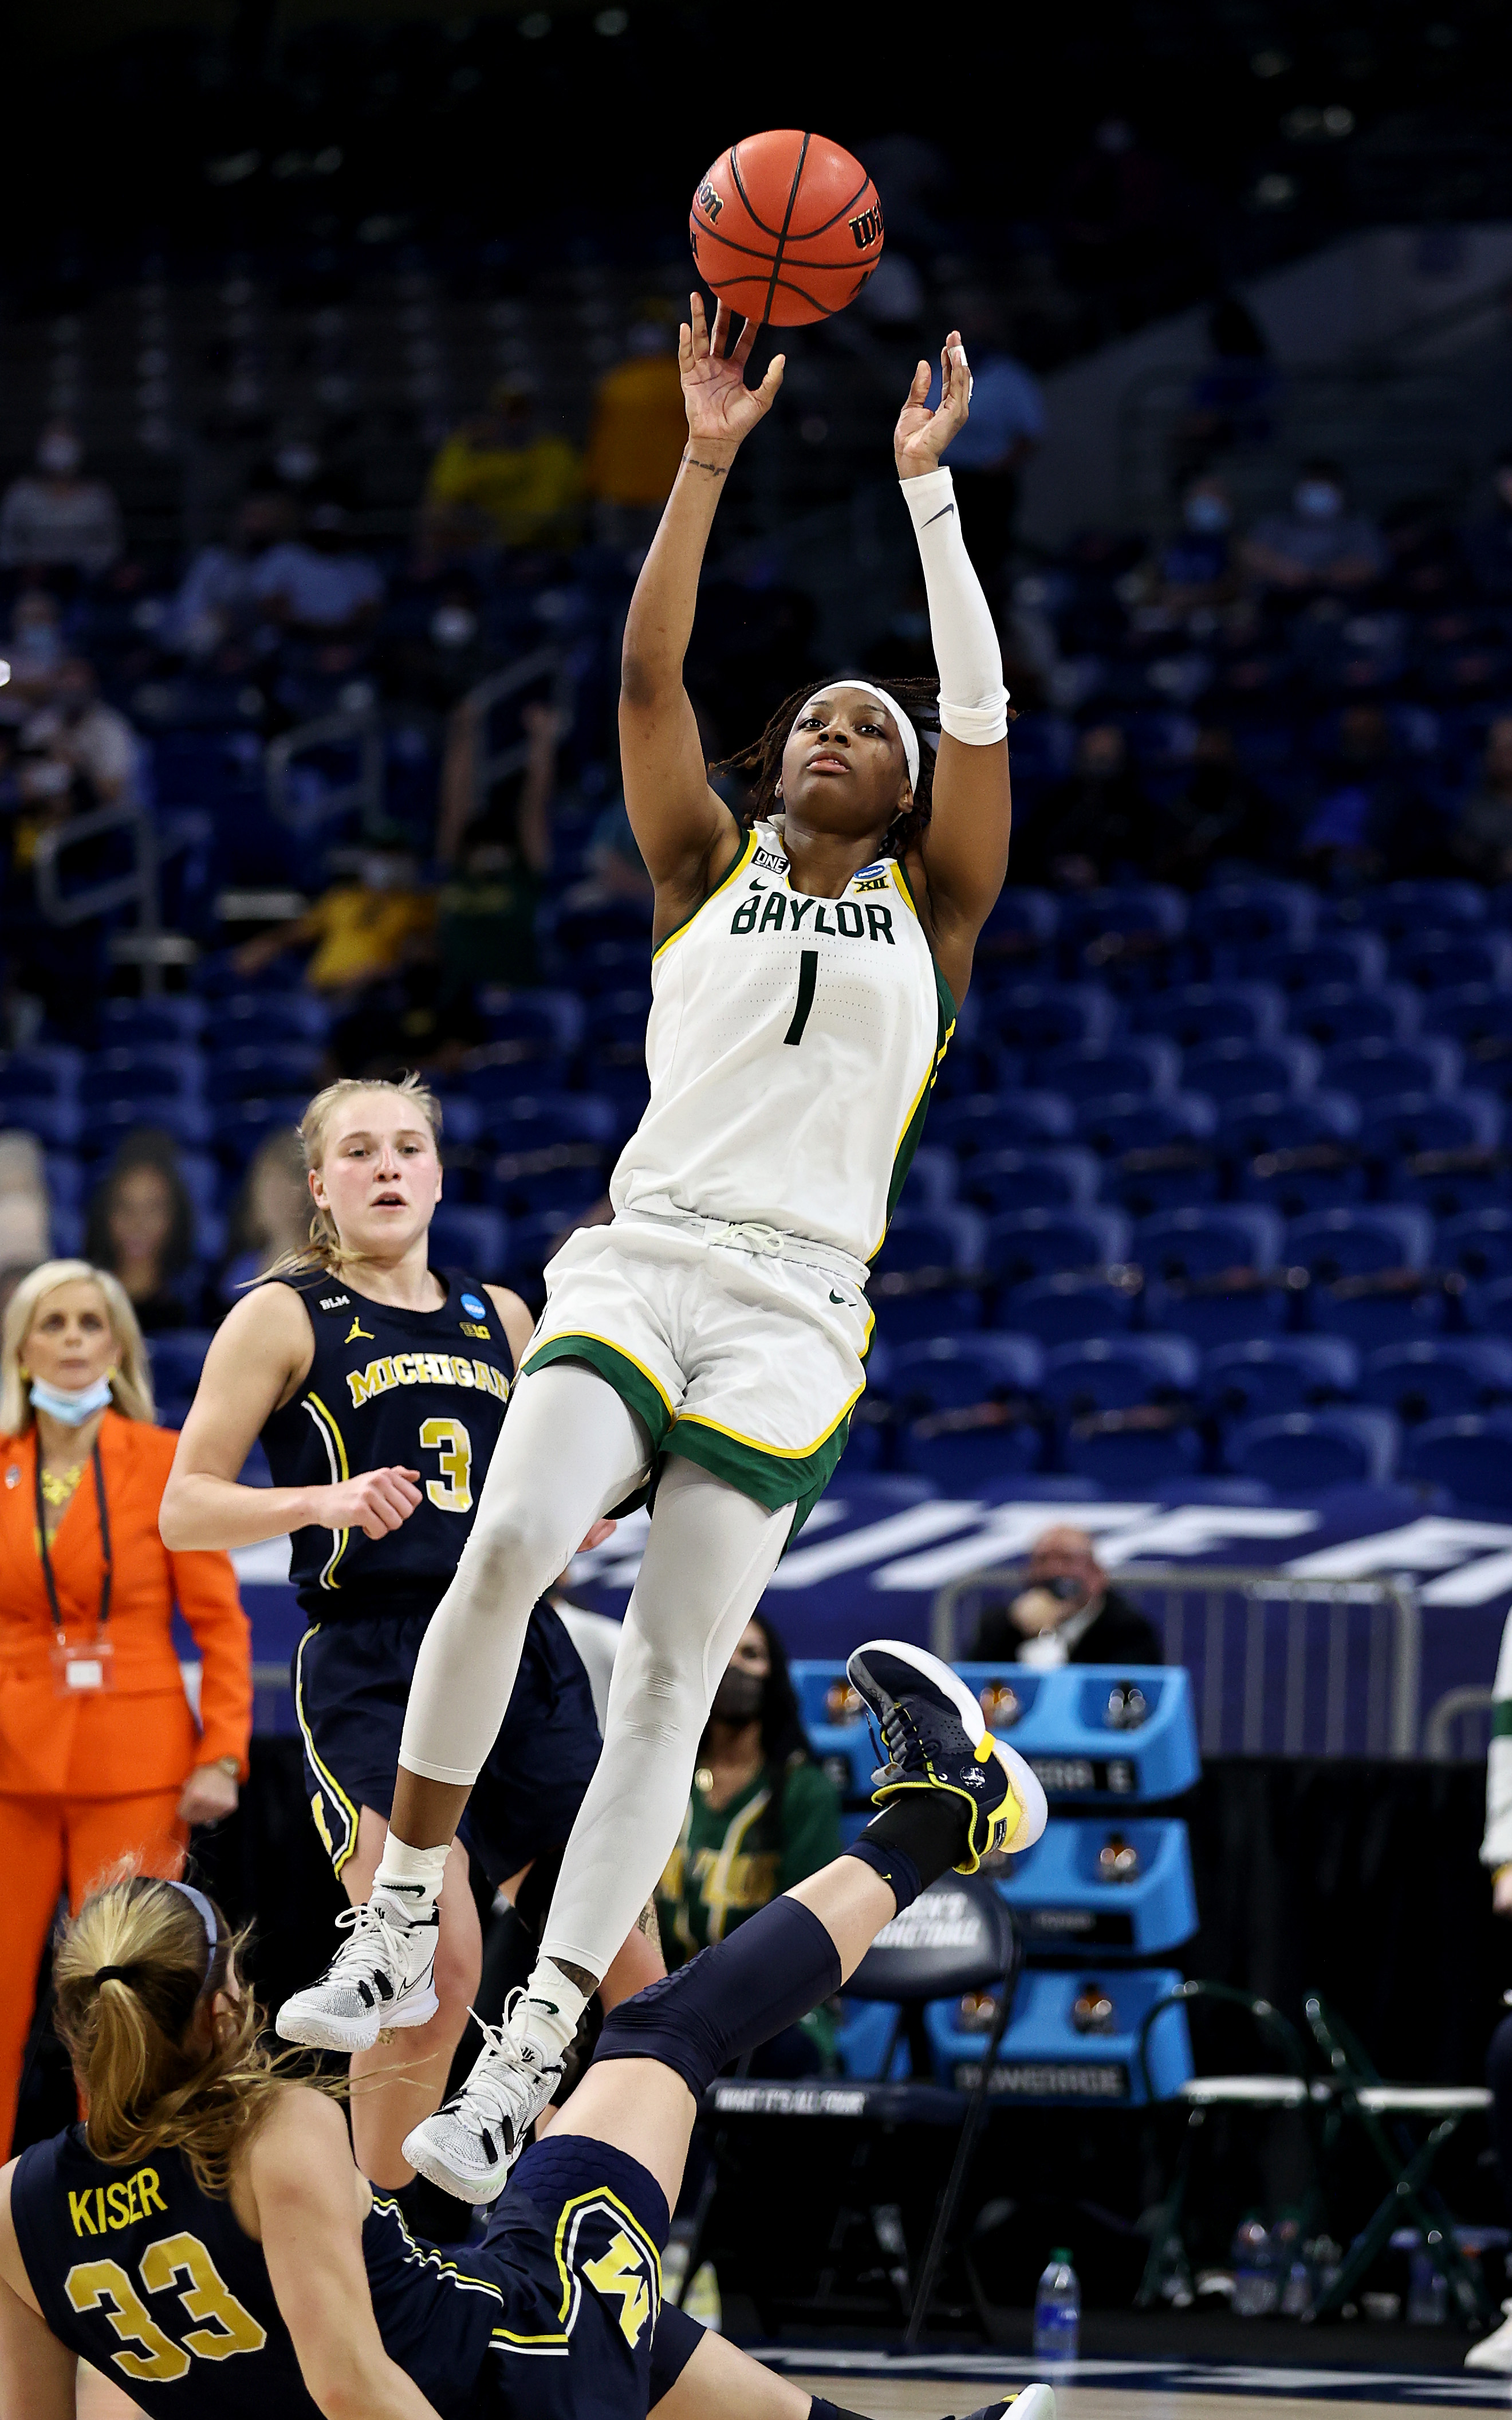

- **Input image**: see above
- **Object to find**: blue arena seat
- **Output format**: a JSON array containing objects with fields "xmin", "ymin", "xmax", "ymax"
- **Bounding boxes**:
[
  {"xmin": 1320, "ymin": 1036, "xmax": 1463, "ymax": 1102},
  {"xmin": 1363, "ymin": 1091, "xmax": 1503, "ymax": 1158},
  {"xmin": 985, "ymin": 1205, "xmax": 1132, "ymax": 1288},
  {"xmin": 889, "ymin": 1335, "xmax": 1045, "ymax": 1487},
  {"xmin": 1227, "ymin": 1407, "xmax": 1400, "ymax": 1493},
  {"xmin": 1288, "ymin": 1205, "xmax": 1438, "ymax": 1347},
  {"xmin": 1041, "ymin": 1333, "xmax": 1200, "ymax": 1415},
  {"xmin": 1251, "ymin": 933, "xmax": 1389, "ymax": 993},
  {"xmin": 1062, "ymin": 1420, "xmax": 1203, "ymax": 1491},
  {"xmin": 208, "ymin": 1044, "xmax": 322, "ymax": 1099},
  {"xmin": 1184, "ymin": 1037, "xmax": 1321, "ymax": 1103},
  {"xmin": 1137, "ymin": 1203, "xmax": 1287, "ymax": 1347},
  {"xmin": 1359, "ymin": 1338, "xmax": 1512, "ymax": 1425},
  {"xmin": 1462, "ymin": 1277, "xmax": 1512, "ymax": 1339},
  {"xmin": 889, "ymin": 1333, "xmax": 1044, "ymax": 1409},
  {"xmin": 430, "ymin": 1205, "xmax": 510, "ymax": 1279},
  {"xmin": 1132, "ymin": 983, "xmax": 1285, "ymax": 1050},
  {"xmin": 960, "ymin": 1147, "xmax": 1100, "ymax": 1216},
  {"xmin": 1401, "ymin": 1413, "xmax": 1512, "ymax": 1511},
  {"xmin": 974, "ymin": 886, "xmax": 1060, "ymax": 972},
  {"xmin": 1394, "ymin": 930, "xmax": 1512, "ymax": 992},
  {"xmin": 1382, "ymin": 1095, "xmax": 1508, "ymax": 1218},
  {"xmin": 212, "ymin": 1094, "xmax": 310, "ymax": 1165},
  {"xmin": 931, "ymin": 1091, "xmax": 1077, "ymax": 1153},
  {"xmin": 218, "ymin": 992, "xmax": 332, "ymax": 1043},
  {"xmin": 902, "ymin": 1148, "xmax": 958, "ymax": 1211},
  {"xmin": 477, "ymin": 1090, "xmax": 623, "ymax": 1153},
  {"xmin": 1205, "ymin": 1335, "xmax": 1359, "ymax": 1422},
  {"xmin": 1074, "ymin": 1091, "xmax": 1216, "ymax": 1161},
  {"xmin": 478, "ymin": 988, "xmax": 586, "ymax": 1055},
  {"xmin": 997, "ymin": 1272, "xmax": 1140, "ymax": 1345},
  {"xmin": 1219, "ymin": 1089, "xmax": 1361, "ymax": 1165},
  {"xmin": 985, "ymin": 983, "xmax": 1116, "ymax": 1056},
  {"xmin": 1420, "ymin": 987, "xmax": 1512, "ymax": 1087},
  {"xmin": 78, "ymin": 1047, "xmax": 202, "ymax": 1110},
  {"xmin": 1102, "ymin": 1105, "xmax": 1222, "ymax": 1219},
  {"xmin": 872, "ymin": 1207, "xmax": 987, "ymax": 1342},
  {"xmin": 97, "ymin": 1098, "xmax": 212, "ymax": 1150},
  {"xmin": 1439, "ymin": 1208, "xmax": 1512, "ymax": 1285},
  {"xmin": 1287, "ymin": 984, "xmax": 1420, "ymax": 1049},
  {"xmin": 146, "ymin": 1331, "xmax": 214, "ymax": 1405},
  {"xmin": 1354, "ymin": 881, "xmax": 1487, "ymax": 940},
  {"xmin": 101, "ymin": 997, "xmax": 206, "ymax": 1045},
  {"xmin": 1188, "ymin": 879, "xmax": 1316, "ymax": 954},
  {"xmin": 1037, "ymin": 1039, "xmax": 1180, "ymax": 1102}
]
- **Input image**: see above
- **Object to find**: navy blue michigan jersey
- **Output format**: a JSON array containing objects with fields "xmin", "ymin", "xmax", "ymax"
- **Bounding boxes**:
[
  {"xmin": 261, "ymin": 1268, "xmax": 515, "ymax": 1622},
  {"xmin": 11, "ymin": 2123, "xmax": 694, "ymax": 2420}
]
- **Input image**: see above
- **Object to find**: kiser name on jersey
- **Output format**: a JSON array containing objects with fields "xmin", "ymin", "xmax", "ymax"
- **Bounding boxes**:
[
  {"xmin": 348, "ymin": 1353, "xmax": 510, "ymax": 1410},
  {"xmin": 730, "ymin": 881, "xmax": 895, "ymax": 944}
]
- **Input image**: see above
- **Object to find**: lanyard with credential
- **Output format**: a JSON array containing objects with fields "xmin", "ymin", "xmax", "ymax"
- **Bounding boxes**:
[{"xmin": 36, "ymin": 1440, "xmax": 114, "ymax": 1692}]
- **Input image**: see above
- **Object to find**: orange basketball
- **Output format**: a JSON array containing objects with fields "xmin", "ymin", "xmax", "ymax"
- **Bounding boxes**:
[{"xmin": 688, "ymin": 129, "xmax": 883, "ymax": 328}]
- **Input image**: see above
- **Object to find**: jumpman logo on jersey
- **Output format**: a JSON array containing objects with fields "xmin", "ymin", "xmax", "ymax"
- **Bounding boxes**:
[{"xmin": 345, "ymin": 1317, "xmax": 375, "ymax": 1343}]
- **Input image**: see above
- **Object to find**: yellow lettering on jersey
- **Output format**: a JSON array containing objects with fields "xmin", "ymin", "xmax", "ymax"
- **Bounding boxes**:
[
  {"xmin": 582, "ymin": 2230, "xmax": 652, "ymax": 2347},
  {"xmin": 855, "ymin": 873, "xmax": 890, "ymax": 892},
  {"xmin": 460, "ymin": 1321, "xmax": 490, "ymax": 1339},
  {"xmin": 393, "ymin": 1354, "xmax": 418, "ymax": 1384},
  {"xmin": 69, "ymin": 2190, "xmax": 99, "ymax": 2236},
  {"xmin": 107, "ymin": 2183, "xmax": 132, "ymax": 2229},
  {"xmin": 348, "ymin": 1357, "xmax": 396, "ymax": 1408},
  {"xmin": 139, "ymin": 2171, "xmax": 166, "ymax": 2217},
  {"xmin": 452, "ymin": 1356, "xmax": 477, "ymax": 1386}
]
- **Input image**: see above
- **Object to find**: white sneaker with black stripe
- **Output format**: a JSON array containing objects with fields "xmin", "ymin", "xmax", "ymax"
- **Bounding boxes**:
[
  {"xmin": 402, "ymin": 1991, "xmax": 562, "ymax": 2205},
  {"xmin": 275, "ymin": 1890, "xmax": 439, "ymax": 2053}
]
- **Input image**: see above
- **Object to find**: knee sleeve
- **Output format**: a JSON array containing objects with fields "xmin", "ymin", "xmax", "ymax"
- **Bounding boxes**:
[{"xmin": 592, "ymin": 1897, "xmax": 840, "ymax": 2101}]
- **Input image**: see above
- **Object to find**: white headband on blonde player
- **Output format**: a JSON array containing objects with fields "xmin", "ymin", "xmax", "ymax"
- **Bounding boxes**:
[{"xmin": 798, "ymin": 681, "xmax": 921, "ymax": 794}]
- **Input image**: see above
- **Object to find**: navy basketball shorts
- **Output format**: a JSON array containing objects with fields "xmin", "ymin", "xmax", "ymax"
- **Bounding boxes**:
[
  {"xmin": 293, "ymin": 1599, "xmax": 602, "ymax": 1887},
  {"xmin": 466, "ymin": 2134, "xmax": 700, "ymax": 2420}
]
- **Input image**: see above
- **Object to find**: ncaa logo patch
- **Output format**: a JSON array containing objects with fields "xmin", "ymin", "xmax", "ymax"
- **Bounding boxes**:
[{"xmin": 460, "ymin": 1293, "xmax": 487, "ymax": 1318}]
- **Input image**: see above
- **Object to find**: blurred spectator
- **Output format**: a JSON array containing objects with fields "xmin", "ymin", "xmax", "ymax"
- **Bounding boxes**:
[
  {"xmin": 84, "ymin": 1132, "xmax": 204, "ymax": 1334},
  {"xmin": 1147, "ymin": 476, "xmax": 1240, "ymax": 614},
  {"xmin": 968, "ymin": 1525, "xmax": 1161, "ymax": 1667},
  {"xmin": 379, "ymin": 573, "xmax": 498, "ymax": 716},
  {"xmin": 1056, "ymin": 117, "xmax": 1196, "ymax": 313},
  {"xmin": 435, "ymin": 701, "xmax": 561, "ymax": 1004},
  {"xmin": 656, "ymin": 1613, "xmax": 840, "ymax": 2073},
  {"xmin": 1463, "ymin": 446, "xmax": 1512, "ymax": 604},
  {"xmin": 21, "ymin": 659, "xmax": 138, "ymax": 809},
  {"xmin": 924, "ymin": 304, "xmax": 1045, "ymax": 572},
  {"xmin": 1020, "ymin": 721, "xmax": 1153, "ymax": 886},
  {"xmin": 1451, "ymin": 715, "xmax": 1512, "ymax": 884},
  {"xmin": 162, "ymin": 492, "xmax": 289, "ymax": 659},
  {"xmin": 2, "ymin": 590, "xmax": 66, "ymax": 713},
  {"xmin": 0, "ymin": 425, "xmax": 122, "ymax": 581},
  {"xmin": 0, "ymin": 1133, "xmax": 48, "ymax": 1272},
  {"xmin": 1242, "ymin": 459, "xmax": 1387, "ymax": 594},
  {"xmin": 1300, "ymin": 704, "xmax": 1439, "ymax": 885},
  {"xmin": 582, "ymin": 323, "xmax": 688, "ymax": 543},
  {"xmin": 1147, "ymin": 722, "xmax": 1273, "ymax": 885},
  {"xmin": 247, "ymin": 501, "xmax": 384, "ymax": 642},
  {"xmin": 420, "ymin": 380, "xmax": 581, "ymax": 563},
  {"xmin": 219, "ymin": 1129, "xmax": 312, "ymax": 1302},
  {"xmin": 580, "ymin": 792, "xmax": 654, "ymax": 908},
  {"xmin": 234, "ymin": 845, "xmax": 435, "ymax": 996},
  {"xmin": 245, "ymin": 430, "xmax": 324, "ymax": 533},
  {"xmin": 1172, "ymin": 294, "xmax": 1275, "ymax": 487}
]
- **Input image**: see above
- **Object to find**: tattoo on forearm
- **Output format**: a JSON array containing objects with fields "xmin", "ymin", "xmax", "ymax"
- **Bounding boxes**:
[{"xmin": 682, "ymin": 453, "xmax": 729, "ymax": 477}]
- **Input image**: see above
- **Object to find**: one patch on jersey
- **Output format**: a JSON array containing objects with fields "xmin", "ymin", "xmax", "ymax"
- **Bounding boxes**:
[
  {"xmin": 753, "ymin": 847, "xmax": 788, "ymax": 874},
  {"xmin": 460, "ymin": 1292, "xmax": 487, "ymax": 1318}
]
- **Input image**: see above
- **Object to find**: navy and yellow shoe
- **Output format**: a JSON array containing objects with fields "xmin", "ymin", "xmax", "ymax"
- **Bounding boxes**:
[{"xmin": 846, "ymin": 1638, "xmax": 1048, "ymax": 1871}]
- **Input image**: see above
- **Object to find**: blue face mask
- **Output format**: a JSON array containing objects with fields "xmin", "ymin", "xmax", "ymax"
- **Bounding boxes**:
[{"xmin": 30, "ymin": 1373, "xmax": 114, "ymax": 1427}]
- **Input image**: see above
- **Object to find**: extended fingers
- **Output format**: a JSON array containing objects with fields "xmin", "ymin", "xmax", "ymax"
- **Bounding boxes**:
[
  {"xmin": 688, "ymin": 290, "xmax": 709, "ymax": 360},
  {"xmin": 755, "ymin": 353, "xmax": 786, "ymax": 406},
  {"xmin": 730, "ymin": 310, "xmax": 758, "ymax": 368}
]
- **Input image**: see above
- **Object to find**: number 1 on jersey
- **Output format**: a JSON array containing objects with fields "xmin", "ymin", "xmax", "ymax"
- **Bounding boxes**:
[{"xmin": 784, "ymin": 950, "xmax": 818, "ymax": 1046}]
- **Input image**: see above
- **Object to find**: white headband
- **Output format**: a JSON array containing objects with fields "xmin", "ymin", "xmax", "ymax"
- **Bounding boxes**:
[{"xmin": 799, "ymin": 681, "xmax": 920, "ymax": 793}]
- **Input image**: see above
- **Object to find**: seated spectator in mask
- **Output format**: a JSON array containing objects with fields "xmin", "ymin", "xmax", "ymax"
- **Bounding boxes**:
[
  {"xmin": 1, "ymin": 590, "xmax": 66, "ymax": 716},
  {"xmin": 1242, "ymin": 459, "xmax": 1386, "ymax": 594},
  {"xmin": 1019, "ymin": 721, "xmax": 1153, "ymax": 887},
  {"xmin": 1148, "ymin": 476, "xmax": 1241, "ymax": 615},
  {"xmin": 233, "ymin": 846, "xmax": 434, "ymax": 997},
  {"xmin": 84, "ymin": 1131, "xmax": 204, "ymax": 1335},
  {"xmin": 656, "ymin": 1613, "xmax": 841, "ymax": 2076},
  {"xmin": 1299, "ymin": 703, "xmax": 1440, "ymax": 885},
  {"xmin": 0, "ymin": 425, "xmax": 121, "ymax": 580},
  {"xmin": 247, "ymin": 501, "xmax": 384, "ymax": 643},
  {"xmin": 1147, "ymin": 721, "xmax": 1273, "ymax": 885},
  {"xmin": 1463, "ymin": 447, "xmax": 1512, "ymax": 605},
  {"xmin": 419, "ymin": 379, "xmax": 582, "ymax": 563},
  {"xmin": 968, "ymin": 1524, "xmax": 1161, "ymax": 1667},
  {"xmin": 434, "ymin": 700, "xmax": 561, "ymax": 1010},
  {"xmin": 582, "ymin": 323, "xmax": 688, "ymax": 544},
  {"xmin": 1451, "ymin": 715, "xmax": 1512, "ymax": 885},
  {"xmin": 21, "ymin": 659, "xmax": 138, "ymax": 810},
  {"xmin": 162, "ymin": 492, "xmax": 289, "ymax": 660}
]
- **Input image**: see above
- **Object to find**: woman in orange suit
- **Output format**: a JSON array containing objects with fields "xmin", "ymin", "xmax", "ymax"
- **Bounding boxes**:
[{"xmin": 0, "ymin": 1258, "xmax": 251, "ymax": 2152}]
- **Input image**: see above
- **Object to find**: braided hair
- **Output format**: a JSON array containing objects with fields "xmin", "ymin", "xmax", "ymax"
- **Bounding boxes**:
[{"xmin": 712, "ymin": 676, "xmax": 944, "ymax": 865}]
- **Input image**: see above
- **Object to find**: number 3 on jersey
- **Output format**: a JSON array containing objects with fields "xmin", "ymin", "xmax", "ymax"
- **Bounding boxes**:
[{"xmin": 420, "ymin": 1415, "xmax": 472, "ymax": 1512}]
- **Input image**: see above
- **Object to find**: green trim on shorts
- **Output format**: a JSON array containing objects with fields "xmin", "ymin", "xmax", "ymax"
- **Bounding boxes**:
[
  {"xmin": 522, "ymin": 1331, "xmax": 675, "ymax": 1455},
  {"xmin": 666, "ymin": 1406, "xmax": 854, "ymax": 1542}
]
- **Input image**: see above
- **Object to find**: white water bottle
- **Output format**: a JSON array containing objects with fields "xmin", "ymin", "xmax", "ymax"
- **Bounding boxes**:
[{"xmin": 1033, "ymin": 2249, "xmax": 1081, "ymax": 2360}]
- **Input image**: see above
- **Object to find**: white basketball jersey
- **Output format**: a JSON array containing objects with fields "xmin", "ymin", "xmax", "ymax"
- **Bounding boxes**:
[{"xmin": 610, "ymin": 819, "xmax": 955, "ymax": 1266}]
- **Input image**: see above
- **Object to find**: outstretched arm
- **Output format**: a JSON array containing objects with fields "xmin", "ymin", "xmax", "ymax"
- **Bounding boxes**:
[
  {"xmin": 894, "ymin": 333, "xmax": 1013, "ymax": 1000},
  {"xmin": 619, "ymin": 294, "xmax": 784, "ymax": 938}
]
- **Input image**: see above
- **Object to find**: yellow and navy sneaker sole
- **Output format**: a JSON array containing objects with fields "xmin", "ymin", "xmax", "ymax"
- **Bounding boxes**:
[{"xmin": 847, "ymin": 1639, "xmax": 1049, "ymax": 1871}]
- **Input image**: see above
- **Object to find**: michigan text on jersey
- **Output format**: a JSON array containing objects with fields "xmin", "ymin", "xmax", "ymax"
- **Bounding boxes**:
[{"xmin": 346, "ymin": 1354, "xmax": 510, "ymax": 1409}]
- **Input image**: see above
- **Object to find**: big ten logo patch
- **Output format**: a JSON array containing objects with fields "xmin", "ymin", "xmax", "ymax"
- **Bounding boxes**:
[{"xmin": 559, "ymin": 2195, "xmax": 659, "ymax": 2350}]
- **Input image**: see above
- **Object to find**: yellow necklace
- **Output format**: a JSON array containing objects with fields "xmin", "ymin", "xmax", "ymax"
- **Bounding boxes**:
[{"xmin": 39, "ymin": 1460, "xmax": 86, "ymax": 1511}]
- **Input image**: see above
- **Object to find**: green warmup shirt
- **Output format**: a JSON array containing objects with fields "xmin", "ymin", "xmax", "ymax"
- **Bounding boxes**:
[{"xmin": 656, "ymin": 1757, "xmax": 842, "ymax": 1960}]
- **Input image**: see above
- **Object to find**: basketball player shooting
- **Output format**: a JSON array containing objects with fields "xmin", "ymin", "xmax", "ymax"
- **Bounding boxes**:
[{"xmin": 278, "ymin": 286, "xmax": 1016, "ymax": 2206}]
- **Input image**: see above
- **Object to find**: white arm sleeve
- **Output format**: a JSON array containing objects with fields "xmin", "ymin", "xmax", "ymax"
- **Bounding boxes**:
[
  {"xmin": 899, "ymin": 467, "xmax": 1010, "ymax": 747},
  {"xmin": 1484, "ymin": 1606, "xmax": 1512, "ymax": 1867}
]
